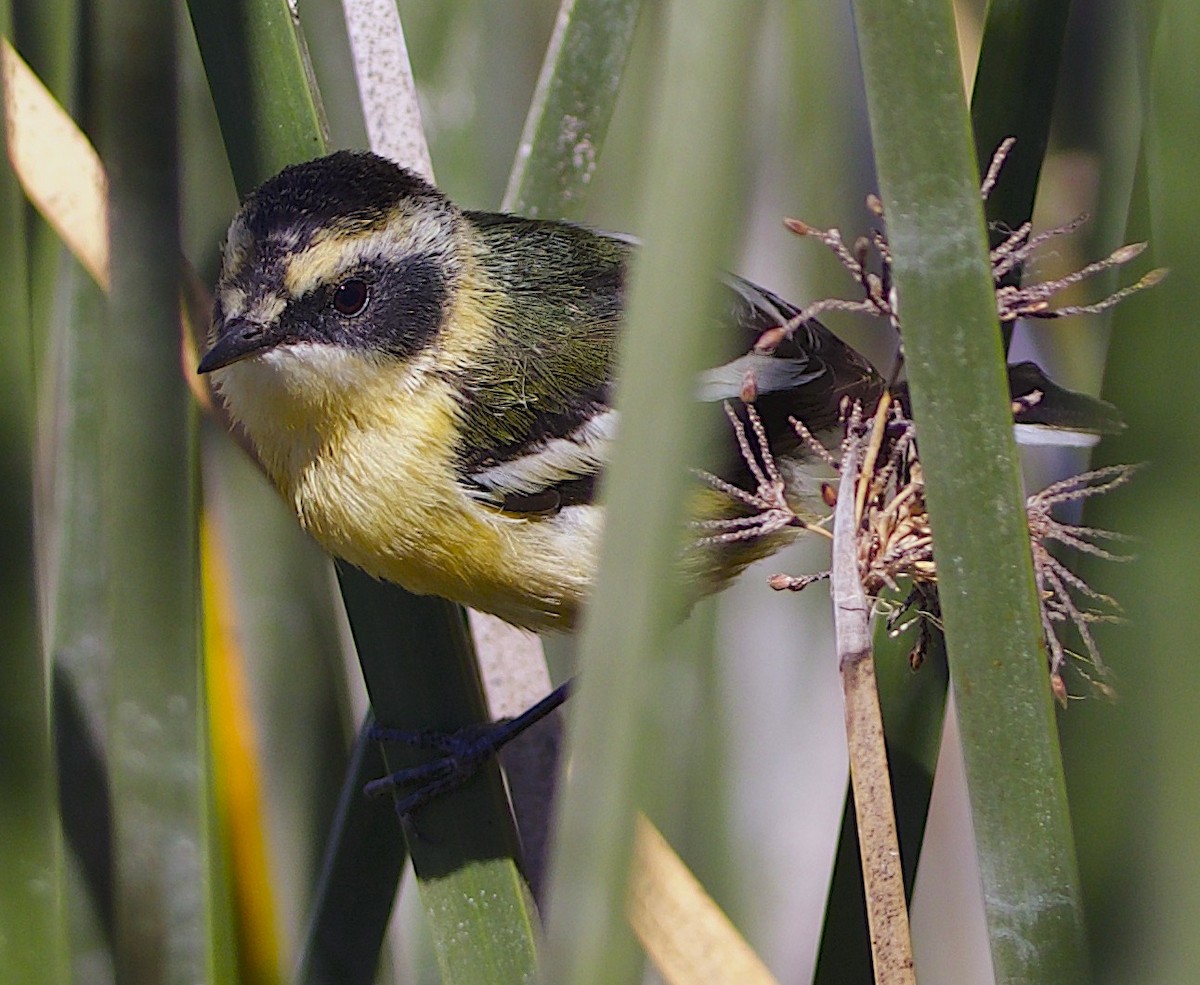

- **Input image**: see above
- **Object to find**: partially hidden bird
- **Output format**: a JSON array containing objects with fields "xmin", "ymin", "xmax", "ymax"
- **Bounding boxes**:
[{"xmin": 198, "ymin": 150, "xmax": 1118, "ymax": 633}]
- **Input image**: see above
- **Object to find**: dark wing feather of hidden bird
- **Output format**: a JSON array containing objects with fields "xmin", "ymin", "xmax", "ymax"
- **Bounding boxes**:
[
  {"xmin": 701, "ymin": 275, "xmax": 883, "ymax": 489},
  {"xmin": 451, "ymin": 216, "xmax": 883, "ymax": 516},
  {"xmin": 1003, "ymin": 361, "xmax": 1124, "ymax": 437}
]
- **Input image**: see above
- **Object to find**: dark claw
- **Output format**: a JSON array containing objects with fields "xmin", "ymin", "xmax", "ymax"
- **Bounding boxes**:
[{"xmin": 364, "ymin": 679, "xmax": 574, "ymax": 816}]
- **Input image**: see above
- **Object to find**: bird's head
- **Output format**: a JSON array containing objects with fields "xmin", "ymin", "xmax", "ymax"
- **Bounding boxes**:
[{"xmin": 199, "ymin": 151, "xmax": 469, "ymax": 426}]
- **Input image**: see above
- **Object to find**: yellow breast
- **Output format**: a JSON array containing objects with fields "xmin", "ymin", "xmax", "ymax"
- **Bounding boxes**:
[{"xmin": 214, "ymin": 343, "xmax": 600, "ymax": 630}]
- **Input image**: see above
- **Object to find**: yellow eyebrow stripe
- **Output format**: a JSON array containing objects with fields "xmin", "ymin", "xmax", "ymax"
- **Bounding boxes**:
[
  {"xmin": 283, "ymin": 234, "xmax": 357, "ymax": 299},
  {"xmin": 282, "ymin": 207, "xmax": 454, "ymax": 300}
]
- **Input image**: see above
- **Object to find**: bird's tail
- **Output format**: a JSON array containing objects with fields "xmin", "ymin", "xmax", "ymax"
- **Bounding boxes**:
[{"xmin": 893, "ymin": 361, "xmax": 1123, "ymax": 448}]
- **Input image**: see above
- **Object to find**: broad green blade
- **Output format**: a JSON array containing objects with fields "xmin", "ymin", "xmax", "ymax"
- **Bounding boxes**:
[
  {"xmin": 970, "ymin": 0, "xmax": 1071, "ymax": 252},
  {"xmin": 817, "ymin": 0, "xmax": 1078, "ymax": 971},
  {"xmin": 296, "ymin": 715, "xmax": 407, "ymax": 985},
  {"xmin": 336, "ymin": 566, "xmax": 540, "ymax": 985},
  {"xmin": 850, "ymin": 0, "xmax": 1090, "ymax": 980},
  {"xmin": 0, "ymin": 6, "xmax": 69, "ymax": 978},
  {"xmin": 95, "ymin": 2, "xmax": 209, "ymax": 981},
  {"xmin": 47, "ymin": 257, "xmax": 119, "ymax": 970},
  {"xmin": 540, "ymin": 2, "xmax": 764, "ymax": 982},
  {"xmin": 503, "ymin": 0, "xmax": 643, "ymax": 217},
  {"xmin": 1071, "ymin": 4, "xmax": 1200, "ymax": 982},
  {"xmin": 186, "ymin": 0, "xmax": 327, "ymax": 194}
]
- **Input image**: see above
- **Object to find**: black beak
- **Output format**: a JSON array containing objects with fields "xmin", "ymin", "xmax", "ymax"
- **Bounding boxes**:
[{"xmin": 197, "ymin": 318, "xmax": 278, "ymax": 374}]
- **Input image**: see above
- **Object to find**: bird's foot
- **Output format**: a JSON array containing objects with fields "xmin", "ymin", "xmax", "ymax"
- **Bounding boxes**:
[{"xmin": 363, "ymin": 679, "xmax": 573, "ymax": 816}]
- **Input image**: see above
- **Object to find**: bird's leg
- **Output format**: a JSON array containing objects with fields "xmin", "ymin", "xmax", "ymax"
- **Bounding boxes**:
[{"xmin": 364, "ymin": 679, "xmax": 573, "ymax": 816}]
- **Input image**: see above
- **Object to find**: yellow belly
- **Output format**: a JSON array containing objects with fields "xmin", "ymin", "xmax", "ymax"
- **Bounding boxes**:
[
  {"xmin": 289, "ymin": 410, "xmax": 602, "ymax": 632},
  {"xmin": 215, "ymin": 347, "xmax": 824, "ymax": 632},
  {"xmin": 217, "ymin": 348, "xmax": 600, "ymax": 630}
]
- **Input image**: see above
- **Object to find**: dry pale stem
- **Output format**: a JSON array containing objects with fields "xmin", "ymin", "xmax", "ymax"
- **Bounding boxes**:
[
  {"xmin": 832, "ymin": 433, "xmax": 916, "ymax": 985},
  {"xmin": 628, "ymin": 817, "xmax": 779, "ymax": 985}
]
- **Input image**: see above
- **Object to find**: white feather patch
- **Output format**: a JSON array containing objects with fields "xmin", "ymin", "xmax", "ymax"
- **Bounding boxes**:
[
  {"xmin": 469, "ymin": 409, "xmax": 619, "ymax": 496},
  {"xmin": 696, "ymin": 352, "xmax": 822, "ymax": 402},
  {"xmin": 1012, "ymin": 423, "xmax": 1101, "ymax": 448}
]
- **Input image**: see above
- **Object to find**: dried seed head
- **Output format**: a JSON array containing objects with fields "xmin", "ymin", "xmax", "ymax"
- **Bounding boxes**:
[
  {"xmin": 754, "ymin": 325, "xmax": 786, "ymax": 354},
  {"xmin": 711, "ymin": 139, "xmax": 1150, "ymax": 701},
  {"xmin": 854, "ymin": 236, "xmax": 871, "ymax": 268},
  {"xmin": 1050, "ymin": 672, "xmax": 1068, "ymax": 707},
  {"xmin": 710, "ymin": 393, "xmax": 1134, "ymax": 702},
  {"xmin": 741, "ymin": 368, "xmax": 759, "ymax": 404},
  {"xmin": 783, "ymin": 138, "xmax": 1161, "ymax": 348},
  {"xmin": 769, "ymin": 571, "xmax": 829, "ymax": 592},
  {"xmin": 980, "ymin": 137, "xmax": 1017, "ymax": 200},
  {"xmin": 1108, "ymin": 242, "xmax": 1146, "ymax": 265},
  {"xmin": 1012, "ymin": 390, "xmax": 1043, "ymax": 415}
]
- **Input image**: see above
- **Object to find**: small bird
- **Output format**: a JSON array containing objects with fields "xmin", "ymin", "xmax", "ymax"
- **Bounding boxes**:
[{"xmin": 198, "ymin": 150, "xmax": 1115, "ymax": 633}]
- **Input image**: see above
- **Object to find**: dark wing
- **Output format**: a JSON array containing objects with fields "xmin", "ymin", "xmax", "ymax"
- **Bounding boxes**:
[
  {"xmin": 453, "ymin": 217, "xmax": 883, "ymax": 513},
  {"xmin": 700, "ymin": 275, "xmax": 883, "ymax": 486},
  {"xmin": 453, "ymin": 214, "xmax": 627, "ymax": 513},
  {"xmin": 1003, "ymin": 361, "xmax": 1124, "ymax": 440}
]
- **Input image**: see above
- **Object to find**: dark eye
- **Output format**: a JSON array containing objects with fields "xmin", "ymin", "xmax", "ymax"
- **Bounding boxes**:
[{"xmin": 332, "ymin": 278, "xmax": 370, "ymax": 316}]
